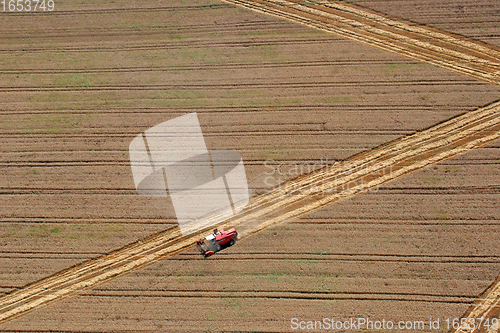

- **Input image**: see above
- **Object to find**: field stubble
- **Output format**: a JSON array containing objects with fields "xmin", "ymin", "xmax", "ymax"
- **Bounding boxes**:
[{"xmin": 0, "ymin": 0, "xmax": 499, "ymax": 332}]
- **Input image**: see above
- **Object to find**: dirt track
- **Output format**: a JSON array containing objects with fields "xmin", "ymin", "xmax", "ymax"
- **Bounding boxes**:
[
  {"xmin": 220, "ymin": 0, "xmax": 500, "ymax": 85},
  {"xmin": 453, "ymin": 274, "xmax": 500, "ymax": 333}
]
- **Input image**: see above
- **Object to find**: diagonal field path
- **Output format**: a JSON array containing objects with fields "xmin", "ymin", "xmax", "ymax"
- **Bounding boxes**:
[
  {"xmin": 453, "ymin": 273, "xmax": 500, "ymax": 333},
  {"xmin": 220, "ymin": 0, "xmax": 500, "ymax": 85},
  {"xmin": 1, "ymin": 0, "xmax": 500, "ymax": 327}
]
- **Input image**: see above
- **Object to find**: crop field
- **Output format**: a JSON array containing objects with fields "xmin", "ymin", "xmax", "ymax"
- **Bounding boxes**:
[{"xmin": 0, "ymin": 0, "xmax": 499, "ymax": 332}]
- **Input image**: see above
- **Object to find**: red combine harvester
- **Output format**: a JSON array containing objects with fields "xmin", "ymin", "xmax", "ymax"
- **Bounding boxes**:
[{"xmin": 196, "ymin": 228, "xmax": 238, "ymax": 258}]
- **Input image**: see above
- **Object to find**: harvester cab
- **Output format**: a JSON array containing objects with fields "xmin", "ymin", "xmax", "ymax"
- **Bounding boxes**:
[{"xmin": 196, "ymin": 228, "xmax": 238, "ymax": 258}]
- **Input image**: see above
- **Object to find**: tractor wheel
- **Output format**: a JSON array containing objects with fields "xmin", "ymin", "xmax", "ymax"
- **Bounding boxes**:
[
  {"xmin": 216, "ymin": 244, "xmax": 222, "ymax": 251},
  {"xmin": 229, "ymin": 239, "xmax": 235, "ymax": 246}
]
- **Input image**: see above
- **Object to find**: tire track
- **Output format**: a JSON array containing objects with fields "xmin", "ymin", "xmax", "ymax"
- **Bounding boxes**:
[
  {"xmin": 0, "ymin": 217, "xmax": 173, "ymax": 225},
  {"xmin": 1, "ymin": 4, "xmax": 231, "ymax": 16},
  {"xmin": 0, "ymin": 128, "xmax": 424, "ymax": 138},
  {"xmin": 2, "ymin": 252, "xmax": 499, "ymax": 264},
  {"xmin": 0, "ymin": 78, "xmax": 474, "ymax": 92},
  {"xmin": 0, "ymin": 99, "xmax": 499, "ymax": 324},
  {"xmin": 0, "ymin": 21, "xmax": 296, "ymax": 40},
  {"xmin": 219, "ymin": 0, "xmax": 500, "ymax": 84},
  {"xmin": 0, "ymin": 104, "xmax": 465, "ymax": 115},
  {"xmin": 2, "ymin": 157, "xmax": 498, "ymax": 167},
  {"xmin": 0, "ymin": 37, "xmax": 339, "ymax": 54},
  {"xmin": 5, "ymin": 160, "xmax": 499, "ymax": 168},
  {"xmin": 2, "ymin": 217, "xmax": 498, "ymax": 226},
  {"xmin": 2, "ymin": 185, "xmax": 500, "ymax": 196},
  {"xmin": 77, "ymin": 290, "xmax": 475, "ymax": 304},
  {"xmin": 0, "ymin": 129, "xmax": 434, "ymax": 138},
  {"xmin": 0, "ymin": 59, "xmax": 418, "ymax": 75}
]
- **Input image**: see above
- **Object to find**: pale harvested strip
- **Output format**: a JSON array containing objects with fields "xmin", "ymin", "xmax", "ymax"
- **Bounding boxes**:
[
  {"xmin": 0, "ymin": 99, "xmax": 499, "ymax": 325},
  {"xmin": 452, "ymin": 273, "xmax": 500, "ymax": 333},
  {"xmin": 219, "ymin": 0, "xmax": 500, "ymax": 85}
]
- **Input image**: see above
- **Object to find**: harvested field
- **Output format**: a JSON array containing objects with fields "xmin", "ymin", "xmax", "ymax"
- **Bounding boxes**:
[
  {"xmin": 2, "ymin": 139, "xmax": 499, "ymax": 332},
  {"xmin": 2, "ymin": 99, "xmax": 499, "ymax": 325},
  {"xmin": 0, "ymin": 0, "xmax": 499, "ymax": 332}
]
